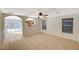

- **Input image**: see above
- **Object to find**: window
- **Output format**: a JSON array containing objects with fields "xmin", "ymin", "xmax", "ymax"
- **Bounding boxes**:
[
  {"xmin": 5, "ymin": 16, "xmax": 22, "ymax": 32},
  {"xmin": 42, "ymin": 20, "xmax": 47, "ymax": 30},
  {"xmin": 6, "ymin": 19, "xmax": 21, "ymax": 29},
  {"xmin": 62, "ymin": 18, "xmax": 73, "ymax": 33}
]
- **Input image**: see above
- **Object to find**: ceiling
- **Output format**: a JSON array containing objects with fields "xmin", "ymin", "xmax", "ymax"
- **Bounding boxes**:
[{"xmin": 0, "ymin": 8, "xmax": 79, "ymax": 18}]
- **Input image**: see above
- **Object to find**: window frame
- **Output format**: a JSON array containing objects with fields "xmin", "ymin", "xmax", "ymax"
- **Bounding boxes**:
[
  {"xmin": 42, "ymin": 20, "xmax": 47, "ymax": 30},
  {"xmin": 62, "ymin": 18, "xmax": 73, "ymax": 34}
]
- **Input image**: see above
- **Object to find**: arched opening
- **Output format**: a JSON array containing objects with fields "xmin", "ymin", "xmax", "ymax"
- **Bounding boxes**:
[{"xmin": 4, "ymin": 16, "xmax": 23, "ymax": 43}]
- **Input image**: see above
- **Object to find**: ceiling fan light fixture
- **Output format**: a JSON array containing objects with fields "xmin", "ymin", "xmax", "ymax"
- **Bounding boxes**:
[
  {"xmin": 39, "ymin": 12, "xmax": 43, "ymax": 16},
  {"xmin": 38, "ymin": 12, "xmax": 48, "ymax": 19}
]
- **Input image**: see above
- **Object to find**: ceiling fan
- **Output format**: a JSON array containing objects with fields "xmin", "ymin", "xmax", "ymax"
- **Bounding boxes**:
[{"xmin": 37, "ymin": 12, "xmax": 48, "ymax": 19}]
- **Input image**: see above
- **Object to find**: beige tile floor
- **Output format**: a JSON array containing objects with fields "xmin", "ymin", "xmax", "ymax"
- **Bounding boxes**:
[{"xmin": 0, "ymin": 33, "xmax": 79, "ymax": 50}]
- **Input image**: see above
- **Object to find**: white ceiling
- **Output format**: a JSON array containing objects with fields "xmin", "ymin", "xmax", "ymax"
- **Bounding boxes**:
[{"xmin": 0, "ymin": 8, "xmax": 79, "ymax": 18}]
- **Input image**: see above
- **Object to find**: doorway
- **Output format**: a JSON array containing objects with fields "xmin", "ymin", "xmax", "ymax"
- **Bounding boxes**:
[{"xmin": 4, "ymin": 16, "xmax": 23, "ymax": 43}]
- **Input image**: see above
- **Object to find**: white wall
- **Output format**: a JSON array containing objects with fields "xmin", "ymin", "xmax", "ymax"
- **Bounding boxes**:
[{"xmin": 42, "ymin": 14, "xmax": 79, "ymax": 42}]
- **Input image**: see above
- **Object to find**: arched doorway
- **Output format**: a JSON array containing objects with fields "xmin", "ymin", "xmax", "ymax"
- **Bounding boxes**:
[{"xmin": 4, "ymin": 16, "xmax": 23, "ymax": 43}]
